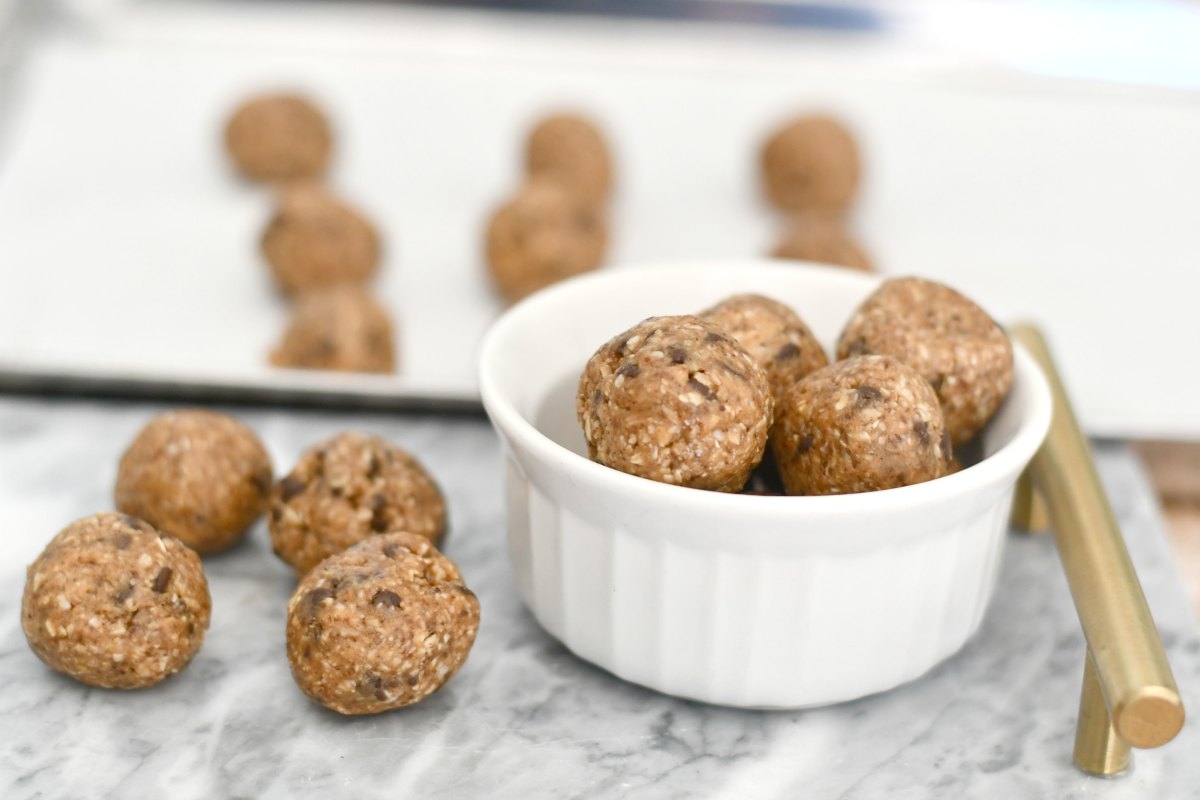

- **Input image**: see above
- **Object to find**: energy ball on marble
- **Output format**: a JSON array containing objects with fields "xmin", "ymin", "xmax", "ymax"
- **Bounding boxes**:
[
  {"xmin": 21, "ymin": 512, "xmax": 211, "ymax": 689},
  {"xmin": 270, "ymin": 285, "xmax": 396, "ymax": 374},
  {"xmin": 286, "ymin": 532, "xmax": 479, "ymax": 716},
  {"xmin": 269, "ymin": 432, "xmax": 446, "ymax": 575},
  {"xmin": 772, "ymin": 355, "xmax": 951, "ymax": 496},
  {"xmin": 836, "ymin": 277, "xmax": 1014, "ymax": 445},
  {"xmin": 761, "ymin": 115, "xmax": 860, "ymax": 214},
  {"xmin": 699, "ymin": 293, "xmax": 829, "ymax": 406},
  {"xmin": 116, "ymin": 410, "xmax": 272, "ymax": 555},
  {"xmin": 485, "ymin": 179, "xmax": 608, "ymax": 304},
  {"xmin": 261, "ymin": 183, "xmax": 381, "ymax": 296},
  {"xmin": 225, "ymin": 93, "xmax": 332, "ymax": 182},
  {"xmin": 525, "ymin": 113, "xmax": 614, "ymax": 204},
  {"xmin": 772, "ymin": 215, "xmax": 873, "ymax": 271},
  {"xmin": 577, "ymin": 315, "xmax": 773, "ymax": 492}
]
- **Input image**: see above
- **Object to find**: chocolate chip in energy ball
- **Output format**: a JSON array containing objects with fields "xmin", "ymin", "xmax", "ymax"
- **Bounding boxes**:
[
  {"xmin": 835, "ymin": 276, "xmax": 1014, "ymax": 445},
  {"xmin": 115, "ymin": 410, "xmax": 273, "ymax": 555},
  {"xmin": 269, "ymin": 432, "xmax": 447, "ymax": 574},
  {"xmin": 577, "ymin": 315, "xmax": 773, "ymax": 492},
  {"xmin": 21, "ymin": 513, "xmax": 211, "ymax": 689},
  {"xmin": 285, "ymin": 532, "xmax": 480, "ymax": 716},
  {"xmin": 771, "ymin": 355, "xmax": 951, "ymax": 495},
  {"xmin": 225, "ymin": 93, "xmax": 333, "ymax": 183}
]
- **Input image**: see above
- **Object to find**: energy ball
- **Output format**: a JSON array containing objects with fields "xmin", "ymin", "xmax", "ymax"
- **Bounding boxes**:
[
  {"xmin": 526, "ymin": 113, "xmax": 614, "ymax": 204},
  {"xmin": 772, "ymin": 215, "xmax": 873, "ymax": 271},
  {"xmin": 286, "ymin": 532, "xmax": 480, "ymax": 716},
  {"xmin": 270, "ymin": 286, "xmax": 396, "ymax": 374},
  {"xmin": 269, "ymin": 432, "xmax": 447, "ymax": 575},
  {"xmin": 116, "ymin": 410, "xmax": 272, "ymax": 555},
  {"xmin": 772, "ymin": 355, "xmax": 951, "ymax": 495},
  {"xmin": 761, "ymin": 115, "xmax": 860, "ymax": 214},
  {"xmin": 261, "ymin": 183, "xmax": 381, "ymax": 296},
  {"xmin": 225, "ymin": 93, "xmax": 332, "ymax": 182},
  {"xmin": 485, "ymin": 179, "xmax": 608, "ymax": 304},
  {"xmin": 837, "ymin": 277, "xmax": 1014, "ymax": 445},
  {"xmin": 700, "ymin": 293, "xmax": 829, "ymax": 407},
  {"xmin": 578, "ymin": 315, "xmax": 772, "ymax": 492},
  {"xmin": 21, "ymin": 512, "xmax": 211, "ymax": 689}
]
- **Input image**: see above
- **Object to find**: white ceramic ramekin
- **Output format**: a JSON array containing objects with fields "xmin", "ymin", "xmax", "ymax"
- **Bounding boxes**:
[{"xmin": 478, "ymin": 262, "xmax": 1052, "ymax": 708}]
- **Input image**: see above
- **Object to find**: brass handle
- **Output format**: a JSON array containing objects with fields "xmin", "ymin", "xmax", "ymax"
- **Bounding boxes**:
[{"xmin": 1011, "ymin": 324, "xmax": 1185, "ymax": 773}]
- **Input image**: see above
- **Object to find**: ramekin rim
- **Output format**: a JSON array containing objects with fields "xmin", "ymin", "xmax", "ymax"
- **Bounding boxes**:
[{"xmin": 478, "ymin": 263, "xmax": 1053, "ymax": 516}]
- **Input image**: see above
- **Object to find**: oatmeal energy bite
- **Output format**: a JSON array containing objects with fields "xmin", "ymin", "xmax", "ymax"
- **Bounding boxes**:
[
  {"xmin": 270, "ymin": 432, "xmax": 447, "ymax": 574},
  {"xmin": 526, "ymin": 113, "xmax": 614, "ymax": 204},
  {"xmin": 22, "ymin": 512, "xmax": 211, "ymax": 689},
  {"xmin": 225, "ymin": 93, "xmax": 332, "ymax": 183},
  {"xmin": 772, "ymin": 214, "xmax": 873, "ymax": 272},
  {"xmin": 761, "ymin": 114, "xmax": 860, "ymax": 215},
  {"xmin": 286, "ymin": 532, "xmax": 480, "ymax": 716},
  {"xmin": 578, "ymin": 315, "xmax": 773, "ymax": 492},
  {"xmin": 837, "ymin": 277, "xmax": 1014, "ymax": 445},
  {"xmin": 270, "ymin": 285, "xmax": 396, "ymax": 374},
  {"xmin": 261, "ymin": 183, "xmax": 381, "ymax": 296},
  {"xmin": 772, "ymin": 355, "xmax": 951, "ymax": 496},
  {"xmin": 700, "ymin": 293, "xmax": 828, "ymax": 406},
  {"xmin": 115, "ymin": 410, "xmax": 272, "ymax": 555},
  {"xmin": 485, "ymin": 179, "xmax": 607, "ymax": 304}
]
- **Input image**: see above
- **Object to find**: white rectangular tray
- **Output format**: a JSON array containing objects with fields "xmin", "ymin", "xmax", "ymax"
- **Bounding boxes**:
[{"xmin": 2, "ymin": 19, "xmax": 1198, "ymax": 435}]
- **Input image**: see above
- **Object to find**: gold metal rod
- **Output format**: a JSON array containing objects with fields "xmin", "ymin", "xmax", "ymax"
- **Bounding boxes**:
[
  {"xmin": 1012, "ymin": 469, "xmax": 1051, "ymax": 533},
  {"xmin": 1075, "ymin": 650, "xmax": 1131, "ymax": 775},
  {"xmin": 1011, "ymin": 324, "xmax": 1184, "ymax": 750}
]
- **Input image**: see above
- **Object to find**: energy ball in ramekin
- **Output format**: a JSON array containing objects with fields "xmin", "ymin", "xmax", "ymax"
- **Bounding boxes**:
[
  {"xmin": 700, "ymin": 293, "xmax": 829, "ymax": 407},
  {"xmin": 761, "ymin": 115, "xmax": 860, "ymax": 215},
  {"xmin": 270, "ymin": 285, "xmax": 396, "ymax": 374},
  {"xmin": 772, "ymin": 215, "xmax": 873, "ymax": 272},
  {"xmin": 578, "ymin": 315, "xmax": 772, "ymax": 492},
  {"xmin": 772, "ymin": 355, "xmax": 951, "ymax": 495},
  {"xmin": 269, "ymin": 432, "xmax": 447, "ymax": 575},
  {"xmin": 225, "ymin": 94, "xmax": 332, "ymax": 182},
  {"xmin": 525, "ymin": 113, "xmax": 614, "ymax": 205},
  {"xmin": 485, "ymin": 179, "xmax": 608, "ymax": 304},
  {"xmin": 21, "ymin": 512, "xmax": 211, "ymax": 689},
  {"xmin": 116, "ymin": 410, "xmax": 273, "ymax": 555},
  {"xmin": 286, "ymin": 532, "xmax": 480, "ymax": 716},
  {"xmin": 836, "ymin": 277, "xmax": 1014, "ymax": 445},
  {"xmin": 261, "ymin": 183, "xmax": 380, "ymax": 296}
]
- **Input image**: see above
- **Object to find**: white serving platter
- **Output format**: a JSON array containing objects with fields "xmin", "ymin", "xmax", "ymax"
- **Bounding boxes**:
[{"xmin": 2, "ymin": 18, "xmax": 1199, "ymax": 435}]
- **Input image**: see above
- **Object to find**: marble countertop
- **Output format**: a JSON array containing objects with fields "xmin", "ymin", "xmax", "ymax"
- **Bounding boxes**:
[{"xmin": 0, "ymin": 396, "xmax": 1198, "ymax": 799}]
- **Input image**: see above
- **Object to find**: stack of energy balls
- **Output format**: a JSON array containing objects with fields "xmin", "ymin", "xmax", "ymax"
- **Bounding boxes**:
[
  {"xmin": 577, "ymin": 277, "xmax": 1013, "ymax": 496},
  {"xmin": 485, "ymin": 112, "xmax": 614, "ymax": 303},
  {"xmin": 21, "ymin": 411, "xmax": 478, "ymax": 716},
  {"xmin": 760, "ymin": 114, "xmax": 874, "ymax": 272},
  {"xmin": 225, "ymin": 94, "xmax": 396, "ymax": 374}
]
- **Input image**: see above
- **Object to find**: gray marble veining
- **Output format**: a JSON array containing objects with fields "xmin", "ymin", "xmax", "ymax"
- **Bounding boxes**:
[{"xmin": 0, "ymin": 397, "xmax": 1197, "ymax": 799}]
